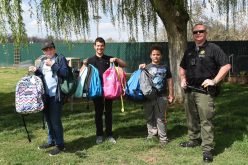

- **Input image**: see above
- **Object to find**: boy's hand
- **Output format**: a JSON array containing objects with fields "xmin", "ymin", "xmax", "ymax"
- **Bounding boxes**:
[
  {"xmin": 167, "ymin": 95, "xmax": 174, "ymax": 104},
  {"xmin": 139, "ymin": 63, "xmax": 146, "ymax": 69}
]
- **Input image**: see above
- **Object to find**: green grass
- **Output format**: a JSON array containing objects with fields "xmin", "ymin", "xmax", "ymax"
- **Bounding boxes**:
[{"xmin": 0, "ymin": 68, "xmax": 248, "ymax": 165}]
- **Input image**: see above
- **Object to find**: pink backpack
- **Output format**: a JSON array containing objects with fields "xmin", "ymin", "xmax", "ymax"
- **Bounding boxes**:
[
  {"xmin": 103, "ymin": 63, "xmax": 126, "ymax": 100},
  {"xmin": 103, "ymin": 63, "xmax": 126, "ymax": 112}
]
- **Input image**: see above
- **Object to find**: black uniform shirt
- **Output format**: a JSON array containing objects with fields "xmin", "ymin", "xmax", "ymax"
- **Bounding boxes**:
[{"xmin": 180, "ymin": 41, "xmax": 229, "ymax": 86}]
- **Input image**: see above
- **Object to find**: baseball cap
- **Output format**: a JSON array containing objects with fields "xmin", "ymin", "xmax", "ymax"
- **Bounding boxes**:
[{"xmin": 41, "ymin": 41, "xmax": 55, "ymax": 50}]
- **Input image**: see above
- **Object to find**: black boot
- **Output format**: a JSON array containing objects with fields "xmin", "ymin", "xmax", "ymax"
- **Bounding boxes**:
[{"xmin": 203, "ymin": 151, "xmax": 213, "ymax": 163}]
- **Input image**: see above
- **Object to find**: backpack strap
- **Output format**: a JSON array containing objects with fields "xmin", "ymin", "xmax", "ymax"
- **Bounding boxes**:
[
  {"xmin": 21, "ymin": 115, "xmax": 31, "ymax": 142},
  {"xmin": 114, "ymin": 63, "xmax": 125, "ymax": 112}
]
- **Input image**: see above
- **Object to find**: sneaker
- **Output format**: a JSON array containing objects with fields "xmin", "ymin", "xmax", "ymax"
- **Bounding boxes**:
[
  {"xmin": 107, "ymin": 136, "xmax": 116, "ymax": 144},
  {"xmin": 160, "ymin": 140, "xmax": 169, "ymax": 147},
  {"xmin": 96, "ymin": 136, "xmax": 103, "ymax": 144},
  {"xmin": 146, "ymin": 135, "xmax": 157, "ymax": 140},
  {"xmin": 38, "ymin": 143, "xmax": 55, "ymax": 150},
  {"xmin": 49, "ymin": 146, "xmax": 65, "ymax": 156}
]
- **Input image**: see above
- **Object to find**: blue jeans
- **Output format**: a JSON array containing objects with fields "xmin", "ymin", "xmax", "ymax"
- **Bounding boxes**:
[{"xmin": 44, "ymin": 96, "xmax": 64, "ymax": 147}]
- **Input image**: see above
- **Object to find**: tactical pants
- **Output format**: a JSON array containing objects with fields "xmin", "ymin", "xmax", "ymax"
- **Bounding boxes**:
[
  {"xmin": 144, "ymin": 96, "xmax": 168, "ymax": 142},
  {"xmin": 184, "ymin": 91, "xmax": 215, "ymax": 152}
]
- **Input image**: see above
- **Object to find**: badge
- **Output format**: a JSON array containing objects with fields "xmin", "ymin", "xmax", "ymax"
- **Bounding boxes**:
[{"xmin": 199, "ymin": 50, "xmax": 205, "ymax": 57}]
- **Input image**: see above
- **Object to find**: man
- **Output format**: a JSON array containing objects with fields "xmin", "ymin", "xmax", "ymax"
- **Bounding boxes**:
[
  {"xmin": 86, "ymin": 37, "xmax": 126, "ymax": 144},
  {"xmin": 179, "ymin": 23, "xmax": 231, "ymax": 163},
  {"xmin": 139, "ymin": 45, "xmax": 174, "ymax": 147},
  {"xmin": 29, "ymin": 41, "xmax": 68, "ymax": 156}
]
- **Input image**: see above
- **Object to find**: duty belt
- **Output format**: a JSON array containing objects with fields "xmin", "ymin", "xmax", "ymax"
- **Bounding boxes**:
[{"xmin": 186, "ymin": 85, "xmax": 208, "ymax": 94}]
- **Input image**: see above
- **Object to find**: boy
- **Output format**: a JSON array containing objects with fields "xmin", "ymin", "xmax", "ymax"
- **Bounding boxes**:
[
  {"xmin": 139, "ymin": 45, "xmax": 174, "ymax": 146},
  {"xmin": 86, "ymin": 37, "xmax": 126, "ymax": 144}
]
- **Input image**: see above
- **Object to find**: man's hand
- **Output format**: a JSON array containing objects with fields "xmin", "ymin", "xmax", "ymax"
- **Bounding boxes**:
[
  {"xmin": 201, "ymin": 79, "xmax": 216, "ymax": 88},
  {"xmin": 45, "ymin": 59, "xmax": 54, "ymax": 66},
  {"xmin": 181, "ymin": 78, "xmax": 187, "ymax": 89},
  {"xmin": 29, "ymin": 66, "xmax": 37, "ymax": 72},
  {"xmin": 110, "ymin": 57, "xmax": 117, "ymax": 63}
]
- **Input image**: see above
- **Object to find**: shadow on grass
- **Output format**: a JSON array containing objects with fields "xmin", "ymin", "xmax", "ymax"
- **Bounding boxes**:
[
  {"xmin": 64, "ymin": 135, "xmax": 96, "ymax": 153},
  {"xmin": 1, "ymin": 83, "xmax": 247, "ymax": 157},
  {"xmin": 214, "ymin": 84, "xmax": 248, "ymax": 155}
]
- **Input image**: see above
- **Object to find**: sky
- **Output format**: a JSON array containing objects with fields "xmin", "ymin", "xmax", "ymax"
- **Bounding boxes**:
[
  {"xmin": 21, "ymin": 1, "xmax": 240, "ymax": 42},
  {"xmin": 21, "ymin": 1, "xmax": 166, "ymax": 42},
  {"xmin": 21, "ymin": 2, "xmax": 137, "ymax": 42}
]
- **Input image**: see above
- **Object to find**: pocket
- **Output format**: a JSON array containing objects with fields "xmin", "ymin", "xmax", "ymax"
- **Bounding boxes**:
[{"xmin": 207, "ymin": 99, "xmax": 215, "ymax": 118}]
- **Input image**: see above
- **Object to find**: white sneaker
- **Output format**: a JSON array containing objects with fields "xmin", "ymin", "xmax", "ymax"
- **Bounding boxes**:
[
  {"xmin": 96, "ymin": 136, "xmax": 103, "ymax": 144},
  {"xmin": 107, "ymin": 136, "xmax": 116, "ymax": 144}
]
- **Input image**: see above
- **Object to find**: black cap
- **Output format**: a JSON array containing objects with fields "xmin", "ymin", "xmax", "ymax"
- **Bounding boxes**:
[{"xmin": 41, "ymin": 41, "xmax": 55, "ymax": 50}]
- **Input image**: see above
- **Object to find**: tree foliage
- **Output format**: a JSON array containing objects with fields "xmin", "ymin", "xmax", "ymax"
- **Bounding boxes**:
[
  {"xmin": 0, "ymin": 0, "xmax": 247, "ymax": 100},
  {"xmin": 0, "ymin": 0, "xmax": 247, "ymax": 44},
  {"xmin": 0, "ymin": 0, "xmax": 27, "ymax": 45}
]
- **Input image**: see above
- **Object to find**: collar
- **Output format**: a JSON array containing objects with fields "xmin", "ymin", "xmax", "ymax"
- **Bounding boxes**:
[
  {"xmin": 195, "ymin": 40, "xmax": 209, "ymax": 49},
  {"xmin": 95, "ymin": 54, "xmax": 105, "ymax": 59}
]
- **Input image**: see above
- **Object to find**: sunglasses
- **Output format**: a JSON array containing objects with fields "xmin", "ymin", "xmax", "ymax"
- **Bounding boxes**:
[{"xmin": 193, "ymin": 30, "xmax": 206, "ymax": 34}]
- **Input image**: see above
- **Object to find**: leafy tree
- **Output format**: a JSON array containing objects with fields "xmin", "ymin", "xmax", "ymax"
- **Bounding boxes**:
[{"xmin": 0, "ymin": 0, "xmax": 247, "ymax": 101}]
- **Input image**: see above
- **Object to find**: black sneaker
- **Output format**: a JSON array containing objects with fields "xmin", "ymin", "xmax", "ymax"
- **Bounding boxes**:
[
  {"xmin": 203, "ymin": 151, "xmax": 213, "ymax": 163},
  {"xmin": 179, "ymin": 141, "xmax": 200, "ymax": 148},
  {"xmin": 49, "ymin": 146, "xmax": 65, "ymax": 156},
  {"xmin": 38, "ymin": 143, "xmax": 55, "ymax": 150}
]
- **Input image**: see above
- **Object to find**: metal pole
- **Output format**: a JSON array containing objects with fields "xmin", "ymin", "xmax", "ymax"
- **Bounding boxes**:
[{"xmin": 93, "ymin": 10, "xmax": 101, "ymax": 37}]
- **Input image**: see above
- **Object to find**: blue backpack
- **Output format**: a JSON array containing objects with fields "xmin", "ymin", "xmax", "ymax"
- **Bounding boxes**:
[
  {"xmin": 125, "ymin": 69, "xmax": 145, "ymax": 101},
  {"xmin": 82, "ymin": 64, "xmax": 102, "ymax": 98}
]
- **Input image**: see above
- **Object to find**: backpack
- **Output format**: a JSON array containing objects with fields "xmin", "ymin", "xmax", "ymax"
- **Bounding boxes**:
[
  {"xmin": 125, "ymin": 69, "xmax": 145, "ymax": 101},
  {"xmin": 103, "ymin": 63, "xmax": 126, "ymax": 100},
  {"xmin": 56, "ymin": 56, "xmax": 78, "ymax": 96},
  {"xmin": 15, "ymin": 74, "xmax": 45, "ymax": 142},
  {"xmin": 152, "ymin": 66, "xmax": 167, "ymax": 93},
  {"xmin": 102, "ymin": 63, "xmax": 126, "ymax": 112},
  {"xmin": 74, "ymin": 65, "xmax": 88, "ymax": 98},
  {"xmin": 15, "ymin": 75, "xmax": 45, "ymax": 114},
  {"xmin": 139, "ymin": 69, "xmax": 158, "ymax": 100},
  {"xmin": 82, "ymin": 64, "xmax": 102, "ymax": 98}
]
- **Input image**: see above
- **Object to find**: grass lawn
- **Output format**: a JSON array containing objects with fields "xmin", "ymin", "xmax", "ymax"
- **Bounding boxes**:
[{"xmin": 0, "ymin": 67, "xmax": 247, "ymax": 165}]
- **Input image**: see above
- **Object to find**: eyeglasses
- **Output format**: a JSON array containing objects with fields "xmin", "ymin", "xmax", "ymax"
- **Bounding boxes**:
[{"xmin": 193, "ymin": 30, "xmax": 206, "ymax": 34}]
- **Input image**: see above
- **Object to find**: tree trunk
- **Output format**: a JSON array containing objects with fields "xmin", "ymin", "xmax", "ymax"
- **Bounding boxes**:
[
  {"xmin": 166, "ymin": 21, "xmax": 188, "ymax": 102},
  {"xmin": 150, "ymin": 0, "xmax": 189, "ymax": 102}
]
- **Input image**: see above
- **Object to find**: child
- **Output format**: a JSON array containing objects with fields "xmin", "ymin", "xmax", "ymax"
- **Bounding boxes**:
[{"xmin": 139, "ymin": 45, "xmax": 174, "ymax": 146}]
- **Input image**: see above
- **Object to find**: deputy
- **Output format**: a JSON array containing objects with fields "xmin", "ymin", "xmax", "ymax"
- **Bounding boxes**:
[{"xmin": 179, "ymin": 23, "xmax": 231, "ymax": 163}]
